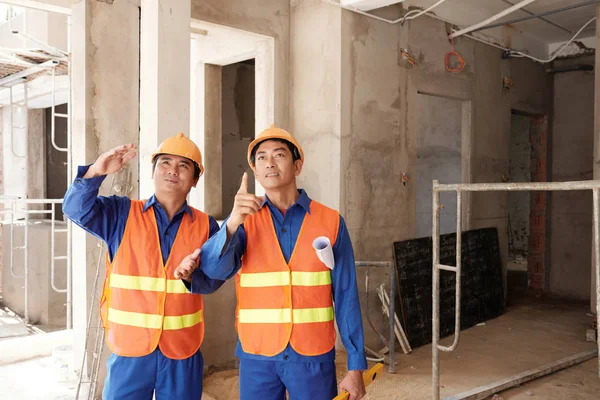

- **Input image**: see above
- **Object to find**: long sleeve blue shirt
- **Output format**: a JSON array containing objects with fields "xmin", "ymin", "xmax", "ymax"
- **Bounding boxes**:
[
  {"xmin": 63, "ymin": 165, "xmax": 225, "ymax": 295},
  {"xmin": 197, "ymin": 189, "xmax": 368, "ymax": 371}
]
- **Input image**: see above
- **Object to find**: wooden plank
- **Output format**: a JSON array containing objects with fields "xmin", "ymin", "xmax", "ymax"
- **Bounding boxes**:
[{"xmin": 444, "ymin": 349, "xmax": 598, "ymax": 400}]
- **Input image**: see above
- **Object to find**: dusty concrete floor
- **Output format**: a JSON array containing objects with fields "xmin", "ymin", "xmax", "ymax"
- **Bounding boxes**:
[
  {"xmin": 203, "ymin": 296, "xmax": 599, "ymax": 399},
  {"xmin": 0, "ymin": 296, "xmax": 596, "ymax": 399},
  {"xmin": 0, "ymin": 356, "xmax": 77, "ymax": 400}
]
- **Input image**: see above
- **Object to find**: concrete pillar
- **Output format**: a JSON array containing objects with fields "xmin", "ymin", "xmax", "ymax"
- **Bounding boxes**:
[
  {"xmin": 290, "ymin": 0, "xmax": 342, "ymax": 211},
  {"xmin": 203, "ymin": 64, "xmax": 223, "ymax": 218},
  {"xmin": 188, "ymin": 42, "xmax": 205, "ymax": 211},
  {"xmin": 593, "ymin": 4, "xmax": 600, "ymax": 313},
  {"xmin": 139, "ymin": 0, "xmax": 191, "ymax": 199},
  {"xmin": 28, "ymin": 109, "xmax": 46, "ymax": 201},
  {"xmin": 71, "ymin": 0, "xmax": 140, "ymax": 391}
]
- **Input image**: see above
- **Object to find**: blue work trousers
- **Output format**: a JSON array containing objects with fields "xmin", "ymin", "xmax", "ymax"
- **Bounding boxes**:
[
  {"xmin": 102, "ymin": 348, "xmax": 204, "ymax": 400},
  {"xmin": 239, "ymin": 358, "xmax": 337, "ymax": 400}
]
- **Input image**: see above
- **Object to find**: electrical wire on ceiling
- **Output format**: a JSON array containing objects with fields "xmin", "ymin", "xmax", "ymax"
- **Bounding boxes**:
[
  {"xmin": 320, "ymin": 0, "xmax": 448, "ymax": 24},
  {"xmin": 500, "ymin": 17, "xmax": 596, "ymax": 63},
  {"xmin": 401, "ymin": 0, "xmax": 447, "ymax": 23},
  {"xmin": 322, "ymin": 1, "xmax": 597, "ymax": 65}
]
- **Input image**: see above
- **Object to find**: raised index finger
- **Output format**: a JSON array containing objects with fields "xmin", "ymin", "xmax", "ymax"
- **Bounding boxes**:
[{"xmin": 237, "ymin": 172, "xmax": 249, "ymax": 194}]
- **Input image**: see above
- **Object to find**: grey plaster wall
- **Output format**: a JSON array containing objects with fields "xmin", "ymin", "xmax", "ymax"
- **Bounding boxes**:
[
  {"xmin": 508, "ymin": 114, "xmax": 531, "ymax": 256},
  {"xmin": 222, "ymin": 62, "xmax": 255, "ymax": 215},
  {"xmin": 415, "ymin": 94, "xmax": 462, "ymax": 238},
  {"xmin": 191, "ymin": 0, "xmax": 289, "ymax": 128},
  {"xmin": 549, "ymin": 58, "xmax": 594, "ymax": 301},
  {"xmin": 1, "ymin": 222, "xmax": 68, "ymax": 327},
  {"xmin": 338, "ymin": 9, "xmax": 552, "ymax": 327}
]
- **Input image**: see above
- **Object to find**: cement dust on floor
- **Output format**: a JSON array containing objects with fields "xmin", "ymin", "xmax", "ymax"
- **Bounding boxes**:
[
  {"xmin": 0, "ymin": 356, "xmax": 77, "ymax": 400},
  {"xmin": 203, "ymin": 297, "xmax": 599, "ymax": 399}
]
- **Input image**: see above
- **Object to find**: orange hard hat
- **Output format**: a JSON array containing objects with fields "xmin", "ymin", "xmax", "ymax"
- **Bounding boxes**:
[
  {"xmin": 151, "ymin": 132, "xmax": 204, "ymax": 177},
  {"xmin": 247, "ymin": 124, "xmax": 304, "ymax": 168}
]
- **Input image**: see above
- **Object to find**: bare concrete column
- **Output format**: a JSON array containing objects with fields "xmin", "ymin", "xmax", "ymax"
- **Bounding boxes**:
[
  {"xmin": 71, "ymin": 0, "xmax": 141, "ymax": 392},
  {"xmin": 593, "ymin": 4, "xmax": 600, "ymax": 313},
  {"xmin": 139, "ymin": 0, "xmax": 191, "ymax": 198},
  {"xmin": 188, "ymin": 44, "xmax": 205, "ymax": 211},
  {"xmin": 203, "ymin": 64, "xmax": 223, "ymax": 218},
  {"xmin": 290, "ymin": 0, "xmax": 342, "ymax": 211}
]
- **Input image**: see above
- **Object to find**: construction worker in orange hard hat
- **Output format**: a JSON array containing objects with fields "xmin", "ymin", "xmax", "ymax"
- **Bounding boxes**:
[
  {"xmin": 179, "ymin": 125, "xmax": 368, "ymax": 400},
  {"xmin": 63, "ymin": 132, "xmax": 224, "ymax": 399}
]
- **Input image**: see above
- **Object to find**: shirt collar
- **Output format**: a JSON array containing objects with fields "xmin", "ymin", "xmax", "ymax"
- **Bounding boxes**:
[
  {"xmin": 143, "ymin": 195, "xmax": 194, "ymax": 220},
  {"xmin": 264, "ymin": 189, "xmax": 312, "ymax": 214}
]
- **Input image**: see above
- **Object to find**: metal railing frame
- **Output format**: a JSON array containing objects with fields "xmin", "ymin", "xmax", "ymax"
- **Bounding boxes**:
[
  {"xmin": 0, "ymin": 198, "xmax": 72, "ymax": 328},
  {"xmin": 432, "ymin": 179, "xmax": 600, "ymax": 400}
]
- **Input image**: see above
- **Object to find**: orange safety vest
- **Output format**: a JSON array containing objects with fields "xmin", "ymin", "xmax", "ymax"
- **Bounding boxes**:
[
  {"xmin": 100, "ymin": 200, "xmax": 209, "ymax": 359},
  {"xmin": 236, "ymin": 200, "xmax": 339, "ymax": 356}
]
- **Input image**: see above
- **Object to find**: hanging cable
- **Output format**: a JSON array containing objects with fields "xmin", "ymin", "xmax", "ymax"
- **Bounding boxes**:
[{"xmin": 445, "ymin": 31, "xmax": 465, "ymax": 73}]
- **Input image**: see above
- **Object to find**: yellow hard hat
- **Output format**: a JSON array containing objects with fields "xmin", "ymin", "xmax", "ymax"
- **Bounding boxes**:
[
  {"xmin": 151, "ymin": 132, "xmax": 204, "ymax": 177},
  {"xmin": 247, "ymin": 124, "xmax": 304, "ymax": 168}
]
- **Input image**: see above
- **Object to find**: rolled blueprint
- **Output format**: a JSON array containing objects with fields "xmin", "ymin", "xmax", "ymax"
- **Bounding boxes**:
[{"xmin": 313, "ymin": 236, "xmax": 335, "ymax": 270}]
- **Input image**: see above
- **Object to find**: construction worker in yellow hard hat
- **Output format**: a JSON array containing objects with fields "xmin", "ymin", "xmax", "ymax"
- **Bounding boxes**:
[
  {"xmin": 178, "ymin": 125, "xmax": 368, "ymax": 400},
  {"xmin": 63, "ymin": 133, "xmax": 224, "ymax": 400}
]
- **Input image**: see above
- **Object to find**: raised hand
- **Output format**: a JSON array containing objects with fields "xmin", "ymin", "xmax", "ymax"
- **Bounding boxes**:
[
  {"xmin": 174, "ymin": 248, "xmax": 201, "ymax": 282},
  {"xmin": 84, "ymin": 144, "xmax": 137, "ymax": 178},
  {"xmin": 225, "ymin": 172, "xmax": 264, "ymax": 236}
]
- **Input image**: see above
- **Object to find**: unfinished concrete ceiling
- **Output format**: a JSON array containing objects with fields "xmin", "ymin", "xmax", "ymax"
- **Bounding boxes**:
[{"xmin": 346, "ymin": 0, "xmax": 598, "ymax": 59}]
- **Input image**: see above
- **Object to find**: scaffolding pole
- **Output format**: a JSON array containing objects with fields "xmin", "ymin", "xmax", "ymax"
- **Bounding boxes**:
[{"xmin": 432, "ymin": 179, "xmax": 600, "ymax": 400}]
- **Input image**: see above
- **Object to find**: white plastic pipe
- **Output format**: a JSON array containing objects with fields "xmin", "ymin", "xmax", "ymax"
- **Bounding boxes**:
[{"xmin": 451, "ymin": 0, "xmax": 538, "ymax": 39}]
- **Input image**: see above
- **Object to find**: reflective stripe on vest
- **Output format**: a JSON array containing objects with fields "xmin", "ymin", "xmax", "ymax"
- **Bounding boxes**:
[
  {"xmin": 239, "ymin": 271, "xmax": 332, "ymax": 287},
  {"xmin": 237, "ymin": 306, "xmax": 334, "ymax": 324},
  {"xmin": 107, "ymin": 308, "xmax": 203, "ymax": 330},
  {"xmin": 236, "ymin": 200, "xmax": 339, "ymax": 356},
  {"xmin": 101, "ymin": 200, "xmax": 209, "ymax": 359},
  {"xmin": 109, "ymin": 273, "xmax": 189, "ymax": 294}
]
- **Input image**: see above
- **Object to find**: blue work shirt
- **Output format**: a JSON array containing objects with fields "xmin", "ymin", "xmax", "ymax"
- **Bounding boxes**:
[
  {"xmin": 197, "ymin": 189, "xmax": 368, "ymax": 371},
  {"xmin": 63, "ymin": 165, "xmax": 224, "ymax": 295}
]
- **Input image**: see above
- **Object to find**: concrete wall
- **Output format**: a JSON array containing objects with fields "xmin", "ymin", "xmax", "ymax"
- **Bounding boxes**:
[
  {"xmin": 70, "ymin": 0, "xmax": 141, "ymax": 391},
  {"xmin": 415, "ymin": 94, "xmax": 462, "ymax": 238},
  {"xmin": 508, "ymin": 114, "xmax": 531, "ymax": 256},
  {"xmin": 549, "ymin": 57, "xmax": 594, "ymax": 301},
  {"xmin": 222, "ymin": 62, "xmax": 255, "ymax": 215},
  {"xmin": 291, "ymin": 0, "xmax": 342, "ymax": 211},
  {"xmin": 191, "ymin": 0, "xmax": 289, "ymax": 128},
  {"xmin": 338, "ymin": 10, "xmax": 551, "ymax": 269},
  {"xmin": 1, "ymin": 222, "xmax": 68, "ymax": 327},
  {"xmin": 28, "ymin": 109, "xmax": 46, "ymax": 202}
]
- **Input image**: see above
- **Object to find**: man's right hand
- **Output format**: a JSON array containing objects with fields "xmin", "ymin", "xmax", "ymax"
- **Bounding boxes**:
[
  {"xmin": 226, "ymin": 172, "xmax": 264, "ymax": 236},
  {"xmin": 83, "ymin": 144, "xmax": 137, "ymax": 179}
]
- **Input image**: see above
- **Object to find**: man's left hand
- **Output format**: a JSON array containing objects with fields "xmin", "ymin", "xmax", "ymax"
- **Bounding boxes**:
[
  {"xmin": 174, "ymin": 248, "xmax": 201, "ymax": 282},
  {"xmin": 338, "ymin": 370, "xmax": 366, "ymax": 400}
]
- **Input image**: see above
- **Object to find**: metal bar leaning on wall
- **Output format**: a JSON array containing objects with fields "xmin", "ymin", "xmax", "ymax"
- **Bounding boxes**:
[{"xmin": 355, "ymin": 261, "xmax": 397, "ymax": 373}]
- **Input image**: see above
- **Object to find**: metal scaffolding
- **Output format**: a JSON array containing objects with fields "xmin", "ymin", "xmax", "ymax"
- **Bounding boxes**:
[
  {"xmin": 431, "ymin": 179, "xmax": 600, "ymax": 400},
  {"xmin": 0, "ymin": 197, "xmax": 72, "ymax": 328}
]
